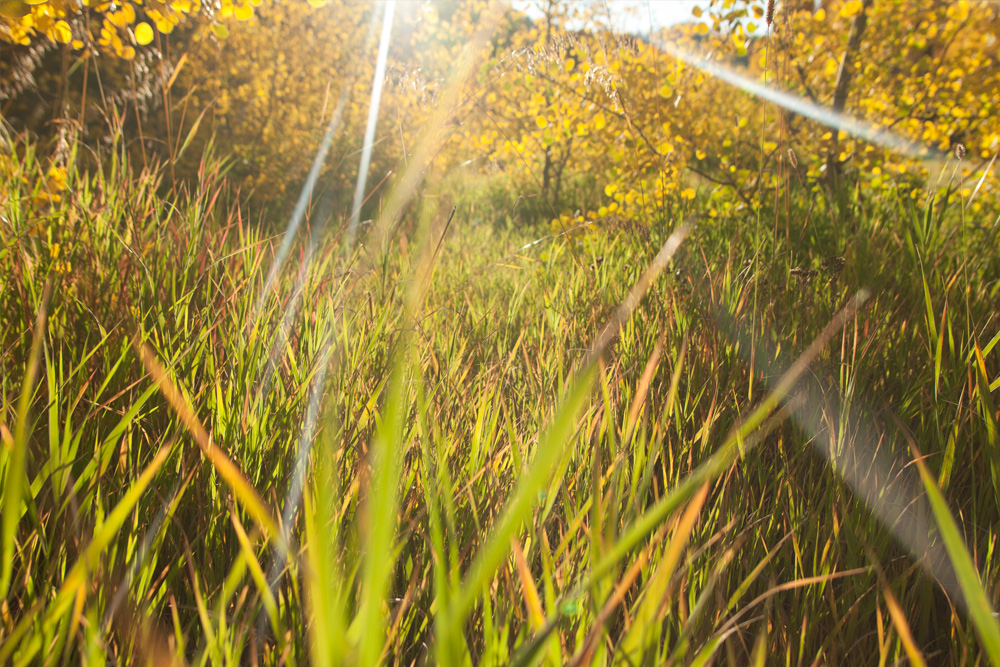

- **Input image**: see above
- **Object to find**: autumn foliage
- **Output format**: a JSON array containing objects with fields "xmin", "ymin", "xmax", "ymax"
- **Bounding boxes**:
[{"xmin": 2, "ymin": 0, "xmax": 998, "ymax": 221}]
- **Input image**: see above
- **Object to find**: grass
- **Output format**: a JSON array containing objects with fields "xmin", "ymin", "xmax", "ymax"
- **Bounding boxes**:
[{"xmin": 2, "ymin": 116, "xmax": 1000, "ymax": 667}]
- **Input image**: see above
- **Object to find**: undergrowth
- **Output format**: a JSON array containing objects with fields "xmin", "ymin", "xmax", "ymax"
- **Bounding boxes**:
[{"xmin": 2, "ymin": 125, "xmax": 1000, "ymax": 666}]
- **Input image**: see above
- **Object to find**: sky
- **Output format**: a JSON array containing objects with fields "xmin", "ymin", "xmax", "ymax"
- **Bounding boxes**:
[{"xmin": 511, "ymin": 0, "xmax": 704, "ymax": 34}]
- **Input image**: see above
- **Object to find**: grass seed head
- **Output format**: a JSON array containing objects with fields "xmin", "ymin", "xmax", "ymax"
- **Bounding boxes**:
[
  {"xmin": 820, "ymin": 256, "xmax": 845, "ymax": 274},
  {"xmin": 789, "ymin": 266, "xmax": 817, "ymax": 284}
]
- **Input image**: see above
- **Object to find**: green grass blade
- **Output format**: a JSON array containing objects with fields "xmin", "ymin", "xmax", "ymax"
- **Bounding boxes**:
[
  {"xmin": 0, "ymin": 292, "xmax": 47, "ymax": 601},
  {"xmin": 355, "ymin": 349, "xmax": 413, "ymax": 667},
  {"xmin": 0, "ymin": 442, "xmax": 174, "ymax": 665},
  {"xmin": 749, "ymin": 283, "xmax": 1000, "ymax": 663},
  {"xmin": 913, "ymin": 453, "xmax": 1000, "ymax": 663}
]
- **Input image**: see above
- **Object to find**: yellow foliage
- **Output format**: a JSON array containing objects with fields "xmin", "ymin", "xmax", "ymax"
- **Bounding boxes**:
[
  {"xmin": 1, "ymin": 0, "xmax": 272, "ymax": 56},
  {"xmin": 134, "ymin": 21, "xmax": 153, "ymax": 44},
  {"xmin": 8, "ymin": 0, "xmax": 997, "ymax": 221}
]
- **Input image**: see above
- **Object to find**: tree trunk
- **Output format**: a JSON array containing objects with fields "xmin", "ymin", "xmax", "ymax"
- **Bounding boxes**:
[{"xmin": 826, "ymin": 0, "xmax": 874, "ymax": 185}]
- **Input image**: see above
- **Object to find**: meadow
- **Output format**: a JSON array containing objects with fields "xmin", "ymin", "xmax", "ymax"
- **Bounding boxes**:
[{"xmin": 2, "ymin": 0, "xmax": 1000, "ymax": 664}]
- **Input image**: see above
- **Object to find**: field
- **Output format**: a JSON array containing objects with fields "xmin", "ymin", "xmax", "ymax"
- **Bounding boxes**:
[{"xmin": 2, "ymin": 1, "xmax": 1000, "ymax": 665}]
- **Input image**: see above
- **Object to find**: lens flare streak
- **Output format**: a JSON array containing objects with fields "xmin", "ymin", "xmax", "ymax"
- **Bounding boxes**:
[{"xmin": 650, "ymin": 37, "xmax": 937, "ymax": 160}]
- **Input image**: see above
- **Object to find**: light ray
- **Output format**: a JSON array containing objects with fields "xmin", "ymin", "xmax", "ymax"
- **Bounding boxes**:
[
  {"xmin": 649, "ymin": 37, "xmax": 938, "ymax": 159},
  {"xmin": 252, "ymin": 89, "xmax": 349, "ymax": 324},
  {"xmin": 703, "ymin": 285, "xmax": 970, "ymax": 611},
  {"xmin": 251, "ymin": 4, "xmax": 383, "ymax": 326},
  {"xmin": 265, "ymin": 333, "xmax": 333, "ymax": 609},
  {"xmin": 258, "ymin": 2, "xmax": 508, "ymax": 638},
  {"xmin": 346, "ymin": 0, "xmax": 397, "ymax": 249}
]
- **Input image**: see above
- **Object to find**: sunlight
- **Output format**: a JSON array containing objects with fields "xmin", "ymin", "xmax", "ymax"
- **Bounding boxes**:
[
  {"xmin": 650, "ymin": 35, "xmax": 939, "ymax": 160},
  {"xmin": 347, "ymin": 0, "xmax": 397, "ymax": 248}
]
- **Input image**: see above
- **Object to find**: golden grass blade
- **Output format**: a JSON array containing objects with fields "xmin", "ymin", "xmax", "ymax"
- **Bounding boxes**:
[
  {"xmin": 136, "ymin": 341, "xmax": 283, "ymax": 544},
  {"xmin": 967, "ymin": 152, "xmax": 997, "ymax": 206},
  {"xmin": 588, "ymin": 221, "xmax": 692, "ymax": 361},
  {"xmin": 623, "ymin": 340, "xmax": 663, "ymax": 442},
  {"xmin": 881, "ymin": 582, "xmax": 927, "ymax": 667},
  {"xmin": 567, "ymin": 521, "xmax": 671, "ymax": 667},
  {"xmin": 165, "ymin": 53, "xmax": 187, "ymax": 92},
  {"xmin": 511, "ymin": 537, "xmax": 546, "ymax": 632},
  {"xmin": 612, "ymin": 482, "xmax": 710, "ymax": 666}
]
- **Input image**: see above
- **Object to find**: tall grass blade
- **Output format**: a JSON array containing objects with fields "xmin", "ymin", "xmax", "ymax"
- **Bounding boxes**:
[
  {"xmin": 136, "ymin": 341, "xmax": 283, "ymax": 544},
  {"xmin": 596, "ymin": 291, "xmax": 869, "ymax": 579},
  {"xmin": 974, "ymin": 342, "xmax": 1000, "ymax": 513},
  {"xmin": 882, "ymin": 581, "xmax": 928, "ymax": 667},
  {"xmin": 913, "ymin": 451, "xmax": 1000, "ymax": 662},
  {"xmin": 0, "ymin": 289, "xmax": 47, "ymax": 601},
  {"xmin": 443, "ymin": 223, "xmax": 691, "ymax": 658},
  {"xmin": 0, "ymin": 443, "xmax": 174, "ymax": 665},
  {"xmin": 355, "ymin": 349, "xmax": 412, "ymax": 667}
]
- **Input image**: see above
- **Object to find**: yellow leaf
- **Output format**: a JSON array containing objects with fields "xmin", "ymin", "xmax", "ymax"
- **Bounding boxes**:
[
  {"xmin": 691, "ymin": 5, "xmax": 702, "ymax": 17},
  {"xmin": 658, "ymin": 85, "xmax": 673, "ymax": 98},
  {"xmin": 134, "ymin": 21, "xmax": 153, "ymax": 44},
  {"xmin": 49, "ymin": 20, "xmax": 72, "ymax": 43},
  {"xmin": 594, "ymin": 112, "xmax": 606, "ymax": 130},
  {"xmin": 839, "ymin": 0, "xmax": 862, "ymax": 19},
  {"xmin": 681, "ymin": 188, "xmax": 696, "ymax": 200},
  {"xmin": 108, "ymin": 9, "xmax": 128, "ymax": 26},
  {"xmin": 535, "ymin": 115, "xmax": 548, "ymax": 129},
  {"xmin": 0, "ymin": 0, "xmax": 30, "ymax": 19},
  {"xmin": 946, "ymin": 0, "xmax": 968, "ymax": 22},
  {"xmin": 234, "ymin": 3, "xmax": 252, "ymax": 20},
  {"xmin": 211, "ymin": 22, "xmax": 229, "ymax": 38},
  {"xmin": 814, "ymin": 7, "xmax": 826, "ymax": 20}
]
